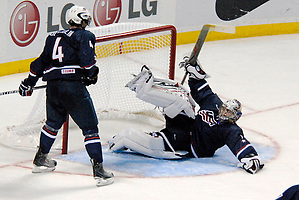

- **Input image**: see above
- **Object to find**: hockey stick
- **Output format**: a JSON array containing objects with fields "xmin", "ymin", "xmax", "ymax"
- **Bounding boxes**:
[
  {"xmin": 0, "ymin": 85, "xmax": 47, "ymax": 96},
  {"xmin": 180, "ymin": 24, "xmax": 235, "ymax": 85}
]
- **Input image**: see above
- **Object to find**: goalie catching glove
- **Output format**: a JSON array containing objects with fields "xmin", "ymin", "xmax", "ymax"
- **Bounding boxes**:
[
  {"xmin": 126, "ymin": 66, "xmax": 196, "ymax": 119},
  {"xmin": 179, "ymin": 56, "xmax": 208, "ymax": 80}
]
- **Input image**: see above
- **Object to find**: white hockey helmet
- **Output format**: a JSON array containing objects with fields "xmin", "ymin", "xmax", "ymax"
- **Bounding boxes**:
[
  {"xmin": 219, "ymin": 99, "xmax": 242, "ymax": 123},
  {"xmin": 66, "ymin": 5, "xmax": 91, "ymax": 26}
]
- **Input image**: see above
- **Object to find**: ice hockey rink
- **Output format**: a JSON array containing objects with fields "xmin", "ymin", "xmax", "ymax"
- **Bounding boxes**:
[{"xmin": 0, "ymin": 33, "xmax": 298, "ymax": 200}]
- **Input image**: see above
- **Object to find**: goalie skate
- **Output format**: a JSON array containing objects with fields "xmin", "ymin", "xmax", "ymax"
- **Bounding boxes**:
[{"xmin": 32, "ymin": 148, "xmax": 57, "ymax": 173}]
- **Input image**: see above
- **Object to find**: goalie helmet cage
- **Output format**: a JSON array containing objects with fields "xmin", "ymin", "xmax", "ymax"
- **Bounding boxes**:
[{"xmin": 1, "ymin": 23, "xmax": 177, "ymax": 154}]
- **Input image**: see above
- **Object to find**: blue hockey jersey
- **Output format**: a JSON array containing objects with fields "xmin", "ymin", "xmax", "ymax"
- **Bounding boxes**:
[
  {"xmin": 27, "ymin": 28, "xmax": 97, "ymax": 86},
  {"xmin": 188, "ymin": 78, "xmax": 257, "ymax": 161}
]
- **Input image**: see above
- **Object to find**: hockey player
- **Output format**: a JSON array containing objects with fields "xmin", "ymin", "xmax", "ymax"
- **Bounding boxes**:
[
  {"xmin": 276, "ymin": 185, "xmax": 299, "ymax": 200},
  {"xmin": 18, "ymin": 5, "xmax": 114, "ymax": 186},
  {"xmin": 108, "ymin": 59, "xmax": 264, "ymax": 174}
]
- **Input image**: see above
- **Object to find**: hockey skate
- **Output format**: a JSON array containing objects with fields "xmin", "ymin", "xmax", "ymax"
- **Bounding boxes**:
[
  {"xmin": 32, "ymin": 148, "xmax": 57, "ymax": 173},
  {"xmin": 91, "ymin": 159, "xmax": 114, "ymax": 186}
]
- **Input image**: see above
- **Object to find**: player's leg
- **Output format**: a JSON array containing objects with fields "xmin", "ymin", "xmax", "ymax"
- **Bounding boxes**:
[
  {"xmin": 108, "ymin": 128, "xmax": 188, "ymax": 159},
  {"xmin": 161, "ymin": 114, "xmax": 194, "ymax": 153},
  {"xmin": 108, "ymin": 114, "xmax": 194, "ymax": 159},
  {"xmin": 126, "ymin": 66, "xmax": 196, "ymax": 119},
  {"xmin": 63, "ymin": 81, "xmax": 113, "ymax": 186},
  {"xmin": 33, "ymin": 80, "xmax": 67, "ymax": 173}
]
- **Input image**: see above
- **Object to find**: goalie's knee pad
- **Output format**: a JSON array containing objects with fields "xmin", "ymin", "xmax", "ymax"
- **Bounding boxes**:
[
  {"xmin": 108, "ymin": 128, "xmax": 187, "ymax": 159},
  {"xmin": 126, "ymin": 66, "xmax": 196, "ymax": 119}
]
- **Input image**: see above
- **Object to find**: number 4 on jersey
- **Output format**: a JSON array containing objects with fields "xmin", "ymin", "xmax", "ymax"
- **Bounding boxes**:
[{"xmin": 52, "ymin": 37, "xmax": 64, "ymax": 62}]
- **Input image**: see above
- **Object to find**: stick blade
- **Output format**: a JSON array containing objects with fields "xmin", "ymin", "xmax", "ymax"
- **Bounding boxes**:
[{"xmin": 205, "ymin": 24, "xmax": 236, "ymax": 34}]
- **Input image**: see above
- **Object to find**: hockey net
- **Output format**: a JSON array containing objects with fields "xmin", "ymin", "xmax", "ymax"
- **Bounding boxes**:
[{"xmin": 0, "ymin": 23, "xmax": 176, "ymax": 152}]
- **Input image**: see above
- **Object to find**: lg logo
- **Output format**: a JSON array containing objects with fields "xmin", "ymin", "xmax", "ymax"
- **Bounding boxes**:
[
  {"xmin": 128, "ymin": 0, "xmax": 157, "ymax": 19},
  {"xmin": 93, "ymin": 0, "xmax": 157, "ymax": 26},
  {"xmin": 93, "ymin": 0, "xmax": 122, "ymax": 26},
  {"xmin": 10, "ymin": 1, "xmax": 40, "ymax": 47},
  {"xmin": 10, "ymin": 0, "xmax": 158, "ymax": 47}
]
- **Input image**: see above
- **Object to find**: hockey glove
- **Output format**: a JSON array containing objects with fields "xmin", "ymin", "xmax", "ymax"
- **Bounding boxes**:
[
  {"xmin": 82, "ymin": 76, "xmax": 98, "ymax": 86},
  {"xmin": 239, "ymin": 154, "xmax": 264, "ymax": 174},
  {"xmin": 178, "ymin": 56, "xmax": 190, "ymax": 69},
  {"xmin": 179, "ymin": 56, "xmax": 207, "ymax": 80},
  {"xmin": 186, "ymin": 63, "xmax": 207, "ymax": 80},
  {"xmin": 82, "ymin": 66, "xmax": 99, "ymax": 86},
  {"xmin": 19, "ymin": 78, "xmax": 33, "ymax": 96}
]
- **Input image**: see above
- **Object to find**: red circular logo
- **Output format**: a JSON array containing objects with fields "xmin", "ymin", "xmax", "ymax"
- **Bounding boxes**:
[
  {"xmin": 10, "ymin": 1, "xmax": 40, "ymax": 47},
  {"xmin": 93, "ymin": 0, "xmax": 122, "ymax": 26}
]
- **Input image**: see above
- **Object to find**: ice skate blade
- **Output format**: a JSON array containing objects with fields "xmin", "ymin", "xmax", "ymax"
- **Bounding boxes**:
[
  {"xmin": 95, "ymin": 177, "xmax": 114, "ymax": 187},
  {"xmin": 32, "ymin": 165, "xmax": 56, "ymax": 173}
]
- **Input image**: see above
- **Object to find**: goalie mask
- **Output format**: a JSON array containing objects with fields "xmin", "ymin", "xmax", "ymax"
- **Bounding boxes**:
[
  {"xmin": 66, "ymin": 5, "xmax": 91, "ymax": 26},
  {"xmin": 218, "ymin": 99, "xmax": 242, "ymax": 123}
]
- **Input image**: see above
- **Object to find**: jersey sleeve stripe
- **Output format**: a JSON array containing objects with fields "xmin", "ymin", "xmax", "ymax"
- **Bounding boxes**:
[
  {"xmin": 81, "ymin": 61, "xmax": 96, "ymax": 69},
  {"xmin": 236, "ymin": 144, "xmax": 253, "ymax": 159},
  {"xmin": 197, "ymin": 82, "xmax": 209, "ymax": 91},
  {"xmin": 29, "ymin": 69, "xmax": 37, "ymax": 77},
  {"xmin": 43, "ymin": 65, "xmax": 81, "ymax": 74}
]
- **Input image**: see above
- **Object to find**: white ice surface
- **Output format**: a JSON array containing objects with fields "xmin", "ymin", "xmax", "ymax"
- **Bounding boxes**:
[{"xmin": 0, "ymin": 34, "xmax": 299, "ymax": 200}]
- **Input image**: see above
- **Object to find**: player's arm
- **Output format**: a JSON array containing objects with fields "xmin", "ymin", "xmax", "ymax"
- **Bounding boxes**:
[
  {"xmin": 224, "ymin": 126, "xmax": 264, "ymax": 174},
  {"xmin": 180, "ymin": 58, "xmax": 215, "ymax": 107},
  {"xmin": 19, "ymin": 39, "xmax": 51, "ymax": 96},
  {"xmin": 80, "ymin": 31, "xmax": 98, "ymax": 86}
]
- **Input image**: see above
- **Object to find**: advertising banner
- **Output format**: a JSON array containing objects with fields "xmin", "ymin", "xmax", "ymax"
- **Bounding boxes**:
[{"xmin": 1, "ymin": 0, "xmax": 299, "ymax": 75}]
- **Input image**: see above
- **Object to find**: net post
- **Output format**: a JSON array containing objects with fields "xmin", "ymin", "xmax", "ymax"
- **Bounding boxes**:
[
  {"xmin": 168, "ymin": 25, "xmax": 177, "ymax": 80},
  {"xmin": 61, "ymin": 115, "xmax": 69, "ymax": 154}
]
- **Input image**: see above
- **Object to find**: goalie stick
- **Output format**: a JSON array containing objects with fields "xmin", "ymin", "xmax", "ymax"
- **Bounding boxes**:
[
  {"xmin": 180, "ymin": 24, "xmax": 235, "ymax": 85},
  {"xmin": 0, "ymin": 85, "xmax": 47, "ymax": 96}
]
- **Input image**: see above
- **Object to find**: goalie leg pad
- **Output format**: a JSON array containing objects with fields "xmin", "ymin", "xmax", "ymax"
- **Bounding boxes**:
[
  {"xmin": 108, "ymin": 128, "xmax": 186, "ymax": 159},
  {"xmin": 126, "ymin": 67, "xmax": 195, "ymax": 119},
  {"xmin": 164, "ymin": 97, "xmax": 195, "ymax": 119}
]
